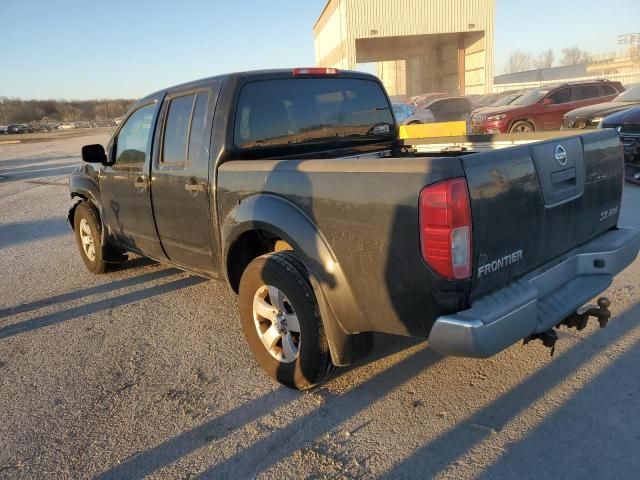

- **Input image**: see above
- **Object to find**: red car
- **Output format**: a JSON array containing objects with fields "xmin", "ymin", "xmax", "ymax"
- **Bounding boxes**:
[{"xmin": 472, "ymin": 80, "xmax": 624, "ymax": 134}]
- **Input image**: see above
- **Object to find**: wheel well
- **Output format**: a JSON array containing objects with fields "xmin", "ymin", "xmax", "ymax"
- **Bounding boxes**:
[
  {"xmin": 68, "ymin": 194, "xmax": 94, "ymax": 229},
  {"xmin": 226, "ymin": 230, "xmax": 293, "ymax": 293}
]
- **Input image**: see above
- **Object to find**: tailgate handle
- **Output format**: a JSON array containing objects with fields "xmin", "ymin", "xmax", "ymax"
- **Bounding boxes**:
[{"xmin": 551, "ymin": 167, "xmax": 576, "ymax": 189}]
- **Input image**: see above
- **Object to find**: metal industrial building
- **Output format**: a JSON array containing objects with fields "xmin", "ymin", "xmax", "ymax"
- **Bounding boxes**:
[{"xmin": 313, "ymin": 0, "xmax": 495, "ymax": 97}]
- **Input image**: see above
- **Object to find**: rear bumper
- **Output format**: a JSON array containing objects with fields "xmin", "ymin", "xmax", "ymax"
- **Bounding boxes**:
[{"xmin": 428, "ymin": 228, "xmax": 640, "ymax": 357}]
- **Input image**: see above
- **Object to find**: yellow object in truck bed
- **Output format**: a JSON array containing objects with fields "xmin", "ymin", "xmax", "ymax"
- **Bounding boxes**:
[{"xmin": 398, "ymin": 121, "xmax": 468, "ymax": 139}]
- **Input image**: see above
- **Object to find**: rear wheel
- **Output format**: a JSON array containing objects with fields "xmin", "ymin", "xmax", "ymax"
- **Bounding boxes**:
[
  {"xmin": 509, "ymin": 120, "xmax": 535, "ymax": 133},
  {"xmin": 238, "ymin": 252, "xmax": 334, "ymax": 390}
]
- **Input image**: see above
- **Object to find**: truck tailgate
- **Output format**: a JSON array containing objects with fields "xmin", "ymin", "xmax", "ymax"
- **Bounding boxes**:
[{"xmin": 463, "ymin": 129, "xmax": 624, "ymax": 299}]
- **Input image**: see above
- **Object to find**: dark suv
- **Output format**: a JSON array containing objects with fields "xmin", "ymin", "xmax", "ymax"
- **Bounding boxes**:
[{"xmin": 472, "ymin": 80, "xmax": 624, "ymax": 134}]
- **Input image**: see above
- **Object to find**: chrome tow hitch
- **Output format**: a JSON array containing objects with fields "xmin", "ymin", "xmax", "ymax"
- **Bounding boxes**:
[{"xmin": 524, "ymin": 297, "xmax": 612, "ymax": 357}]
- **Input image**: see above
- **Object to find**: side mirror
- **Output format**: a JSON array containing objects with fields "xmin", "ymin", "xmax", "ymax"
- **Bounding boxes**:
[
  {"xmin": 81, "ymin": 144, "xmax": 107, "ymax": 164},
  {"xmin": 542, "ymin": 98, "xmax": 554, "ymax": 105}
]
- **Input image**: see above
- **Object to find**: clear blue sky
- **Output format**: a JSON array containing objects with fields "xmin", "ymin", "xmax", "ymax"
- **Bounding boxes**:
[{"xmin": 1, "ymin": 0, "xmax": 638, "ymax": 100}]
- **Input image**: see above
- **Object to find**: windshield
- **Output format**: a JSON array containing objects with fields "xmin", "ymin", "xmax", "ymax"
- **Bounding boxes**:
[
  {"xmin": 614, "ymin": 85, "xmax": 640, "ymax": 102},
  {"xmin": 234, "ymin": 78, "xmax": 394, "ymax": 150},
  {"xmin": 492, "ymin": 94, "xmax": 520, "ymax": 106},
  {"xmin": 510, "ymin": 88, "xmax": 551, "ymax": 106}
]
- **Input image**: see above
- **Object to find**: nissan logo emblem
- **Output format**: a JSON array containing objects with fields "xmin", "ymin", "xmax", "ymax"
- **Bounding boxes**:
[{"xmin": 555, "ymin": 145, "xmax": 568, "ymax": 166}]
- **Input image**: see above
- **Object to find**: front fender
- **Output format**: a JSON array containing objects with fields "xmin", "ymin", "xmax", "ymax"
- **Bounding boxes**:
[
  {"xmin": 68, "ymin": 167, "xmax": 102, "ymax": 220},
  {"xmin": 68, "ymin": 167, "xmax": 121, "ymax": 261},
  {"xmin": 222, "ymin": 194, "xmax": 366, "ymax": 365}
]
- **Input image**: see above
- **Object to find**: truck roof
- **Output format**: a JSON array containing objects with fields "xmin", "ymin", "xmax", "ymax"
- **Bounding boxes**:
[{"xmin": 138, "ymin": 68, "xmax": 379, "ymax": 103}]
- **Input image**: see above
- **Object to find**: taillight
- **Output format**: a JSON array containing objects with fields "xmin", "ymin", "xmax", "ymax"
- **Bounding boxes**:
[
  {"xmin": 419, "ymin": 178, "xmax": 472, "ymax": 280},
  {"xmin": 292, "ymin": 67, "xmax": 340, "ymax": 76}
]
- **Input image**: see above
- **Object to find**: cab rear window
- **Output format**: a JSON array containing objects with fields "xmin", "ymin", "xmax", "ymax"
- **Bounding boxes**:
[{"xmin": 234, "ymin": 78, "xmax": 394, "ymax": 150}]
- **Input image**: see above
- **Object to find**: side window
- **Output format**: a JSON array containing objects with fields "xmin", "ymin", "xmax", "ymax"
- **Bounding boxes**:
[
  {"xmin": 162, "ymin": 94, "xmax": 195, "ymax": 163},
  {"xmin": 599, "ymin": 84, "xmax": 617, "ymax": 97},
  {"xmin": 548, "ymin": 88, "xmax": 572, "ymax": 104},
  {"xmin": 114, "ymin": 104, "xmax": 156, "ymax": 165},
  {"xmin": 573, "ymin": 85, "xmax": 600, "ymax": 101},
  {"xmin": 188, "ymin": 92, "xmax": 210, "ymax": 164}
]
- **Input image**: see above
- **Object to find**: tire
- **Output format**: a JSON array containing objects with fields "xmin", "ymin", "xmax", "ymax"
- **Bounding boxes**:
[
  {"xmin": 408, "ymin": 121, "xmax": 422, "ymax": 125},
  {"xmin": 238, "ymin": 251, "xmax": 335, "ymax": 390},
  {"xmin": 509, "ymin": 120, "xmax": 535, "ymax": 133},
  {"xmin": 73, "ymin": 202, "xmax": 109, "ymax": 274}
]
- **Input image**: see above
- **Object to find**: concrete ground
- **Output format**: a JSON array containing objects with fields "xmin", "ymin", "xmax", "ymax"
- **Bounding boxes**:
[{"xmin": 0, "ymin": 133, "xmax": 639, "ymax": 479}]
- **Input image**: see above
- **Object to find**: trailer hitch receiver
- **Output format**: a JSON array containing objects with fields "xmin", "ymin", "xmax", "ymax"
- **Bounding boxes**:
[{"xmin": 559, "ymin": 297, "xmax": 612, "ymax": 330}]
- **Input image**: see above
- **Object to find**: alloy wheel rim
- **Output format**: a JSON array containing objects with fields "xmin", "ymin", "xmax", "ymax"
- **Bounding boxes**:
[
  {"xmin": 252, "ymin": 285, "xmax": 301, "ymax": 364},
  {"xmin": 79, "ymin": 218, "xmax": 96, "ymax": 261}
]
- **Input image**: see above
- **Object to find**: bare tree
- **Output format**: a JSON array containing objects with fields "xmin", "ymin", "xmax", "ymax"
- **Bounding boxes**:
[
  {"xmin": 533, "ymin": 49, "xmax": 555, "ymax": 69},
  {"xmin": 505, "ymin": 50, "xmax": 533, "ymax": 73},
  {"xmin": 560, "ymin": 46, "xmax": 590, "ymax": 66}
]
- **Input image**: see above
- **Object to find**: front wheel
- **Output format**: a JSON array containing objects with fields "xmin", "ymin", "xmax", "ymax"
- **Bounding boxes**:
[
  {"xmin": 238, "ymin": 252, "xmax": 334, "ymax": 390},
  {"xmin": 509, "ymin": 120, "xmax": 535, "ymax": 133},
  {"xmin": 73, "ymin": 203, "xmax": 109, "ymax": 274}
]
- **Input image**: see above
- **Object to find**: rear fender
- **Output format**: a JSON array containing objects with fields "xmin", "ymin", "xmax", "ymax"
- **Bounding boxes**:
[{"xmin": 221, "ymin": 194, "xmax": 365, "ymax": 366}]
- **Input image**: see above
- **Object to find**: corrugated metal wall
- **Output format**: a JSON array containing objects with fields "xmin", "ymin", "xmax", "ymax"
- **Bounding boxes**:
[
  {"xmin": 345, "ymin": 0, "xmax": 491, "ymax": 37},
  {"xmin": 314, "ymin": 0, "xmax": 495, "ymax": 94}
]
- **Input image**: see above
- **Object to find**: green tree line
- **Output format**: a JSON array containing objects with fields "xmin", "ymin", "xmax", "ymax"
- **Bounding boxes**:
[{"xmin": 0, "ymin": 97, "xmax": 136, "ymax": 124}]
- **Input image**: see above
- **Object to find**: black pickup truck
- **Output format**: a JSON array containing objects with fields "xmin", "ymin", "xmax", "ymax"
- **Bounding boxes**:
[{"xmin": 69, "ymin": 69, "xmax": 640, "ymax": 389}]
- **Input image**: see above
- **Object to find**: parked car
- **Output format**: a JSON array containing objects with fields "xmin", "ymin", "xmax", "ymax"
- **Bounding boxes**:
[
  {"xmin": 69, "ymin": 68, "xmax": 639, "ymax": 390},
  {"xmin": 0, "ymin": 125, "xmax": 7, "ymax": 135},
  {"xmin": 7, "ymin": 124, "xmax": 34, "ymax": 134},
  {"xmin": 392, "ymin": 103, "xmax": 416, "ymax": 124},
  {"xmin": 397, "ymin": 97, "xmax": 473, "ymax": 125},
  {"xmin": 404, "ymin": 92, "xmax": 448, "ymax": 107},
  {"xmin": 602, "ymin": 106, "xmax": 640, "ymax": 184},
  {"xmin": 58, "ymin": 123, "xmax": 76, "ymax": 130},
  {"xmin": 468, "ymin": 92, "xmax": 503, "ymax": 109},
  {"xmin": 472, "ymin": 90, "xmax": 528, "ymax": 114},
  {"xmin": 472, "ymin": 80, "xmax": 624, "ymax": 134},
  {"xmin": 563, "ymin": 84, "xmax": 640, "ymax": 129}
]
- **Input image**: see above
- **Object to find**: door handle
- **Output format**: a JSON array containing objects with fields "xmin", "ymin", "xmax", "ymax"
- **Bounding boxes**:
[
  {"xmin": 134, "ymin": 175, "xmax": 148, "ymax": 191},
  {"xmin": 185, "ymin": 179, "xmax": 207, "ymax": 193}
]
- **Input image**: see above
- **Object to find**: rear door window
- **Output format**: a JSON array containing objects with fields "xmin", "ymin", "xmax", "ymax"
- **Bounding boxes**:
[
  {"xmin": 187, "ymin": 92, "xmax": 209, "ymax": 164},
  {"xmin": 572, "ymin": 85, "xmax": 600, "ymax": 101},
  {"xmin": 162, "ymin": 94, "xmax": 195, "ymax": 164},
  {"xmin": 234, "ymin": 78, "xmax": 394, "ymax": 150}
]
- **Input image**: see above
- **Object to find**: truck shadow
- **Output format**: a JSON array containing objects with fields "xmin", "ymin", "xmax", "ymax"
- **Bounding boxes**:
[
  {"xmin": 0, "ymin": 270, "xmax": 204, "ymax": 340},
  {"xmin": 97, "ymin": 344, "xmax": 441, "ymax": 480},
  {"xmin": 480, "ymin": 329, "xmax": 640, "ymax": 479},
  {"xmin": 381, "ymin": 300, "xmax": 640, "ymax": 479},
  {"xmin": 0, "ymin": 216, "xmax": 70, "ymax": 249},
  {"xmin": 0, "ymin": 260, "xmax": 172, "ymax": 319},
  {"xmin": 95, "ymin": 301, "xmax": 640, "ymax": 479}
]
